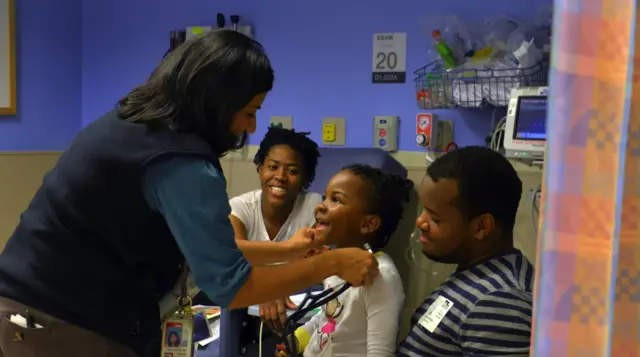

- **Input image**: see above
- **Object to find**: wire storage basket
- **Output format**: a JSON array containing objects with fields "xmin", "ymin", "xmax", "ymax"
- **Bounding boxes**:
[{"xmin": 414, "ymin": 60, "xmax": 548, "ymax": 109}]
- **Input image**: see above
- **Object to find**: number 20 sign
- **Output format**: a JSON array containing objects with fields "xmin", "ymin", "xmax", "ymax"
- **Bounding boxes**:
[{"xmin": 372, "ymin": 33, "xmax": 407, "ymax": 84}]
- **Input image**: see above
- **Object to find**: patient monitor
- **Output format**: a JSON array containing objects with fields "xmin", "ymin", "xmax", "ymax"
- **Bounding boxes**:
[{"xmin": 503, "ymin": 86, "xmax": 548, "ymax": 162}]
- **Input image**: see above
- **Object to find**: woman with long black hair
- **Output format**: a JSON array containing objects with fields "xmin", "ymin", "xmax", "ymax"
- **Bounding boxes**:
[{"xmin": 0, "ymin": 30, "xmax": 377, "ymax": 357}]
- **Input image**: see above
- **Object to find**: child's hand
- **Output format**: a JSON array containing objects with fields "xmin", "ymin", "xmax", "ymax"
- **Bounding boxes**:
[
  {"xmin": 275, "ymin": 335, "xmax": 299, "ymax": 357},
  {"xmin": 275, "ymin": 343, "xmax": 288, "ymax": 357}
]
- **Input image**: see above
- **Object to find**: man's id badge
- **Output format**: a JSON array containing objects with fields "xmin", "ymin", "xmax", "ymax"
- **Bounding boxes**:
[
  {"xmin": 161, "ymin": 313, "xmax": 194, "ymax": 357},
  {"xmin": 418, "ymin": 296, "xmax": 454, "ymax": 333}
]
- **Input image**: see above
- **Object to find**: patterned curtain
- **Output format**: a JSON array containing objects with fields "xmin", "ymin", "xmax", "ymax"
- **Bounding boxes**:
[{"xmin": 531, "ymin": 1, "xmax": 640, "ymax": 356}]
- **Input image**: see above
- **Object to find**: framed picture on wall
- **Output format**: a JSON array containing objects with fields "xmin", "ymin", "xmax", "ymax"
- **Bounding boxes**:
[{"xmin": 0, "ymin": 0, "xmax": 16, "ymax": 115}]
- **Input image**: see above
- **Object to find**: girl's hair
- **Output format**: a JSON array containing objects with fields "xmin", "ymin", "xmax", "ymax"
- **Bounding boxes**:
[
  {"xmin": 116, "ymin": 29, "xmax": 274, "ymax": 156},
  {"xmin": 341, "ymin": 164, "xmax": 414, "ymax": 249}
]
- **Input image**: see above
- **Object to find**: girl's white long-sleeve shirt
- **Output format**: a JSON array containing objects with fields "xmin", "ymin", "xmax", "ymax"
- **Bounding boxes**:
[{"xmin": 294, "ymin": 253, "xmax": 405, "ymax": 357}]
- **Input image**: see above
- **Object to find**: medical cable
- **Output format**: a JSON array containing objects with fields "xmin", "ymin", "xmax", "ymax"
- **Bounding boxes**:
[
  {"xmin": 531, "ymin": 184, "xmax": 541, "ymax": 234},
  {"xmin": 489, "ymin": 116, "xmax": 507, "ymax": 152},
  {"xmin": 258, "ymin": 320, "xmax": 264, "ymax": 357},
  {"xmin": 405, "ymin": 231, "xmax": 435, "ymax": 275},
  {"xmin": 216, "ymin": 13, "xmax": 226, "ymax": 29},
  {"xmin": 230, "ymin": 15, "xmax": 240, "ymax": 31}
]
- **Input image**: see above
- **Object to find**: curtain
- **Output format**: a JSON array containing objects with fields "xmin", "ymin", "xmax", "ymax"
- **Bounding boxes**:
[{"xmin": 532, "ymin": 1, "xmax": 640, "ymax": 356}]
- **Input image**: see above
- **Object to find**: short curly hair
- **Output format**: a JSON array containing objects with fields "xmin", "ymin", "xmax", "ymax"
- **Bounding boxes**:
[
  {"xmin": 253, "ymin": 127, "xmax": 320, "ymax": 190},
  {"xmin": 426, "ymin": 146, "xmax": 522, "ymax": 232}
]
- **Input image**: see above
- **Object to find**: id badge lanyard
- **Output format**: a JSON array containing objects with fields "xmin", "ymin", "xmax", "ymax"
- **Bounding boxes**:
[{"xmin": 161, "ymin": 265, "xmax": 195, "ymax": 357}]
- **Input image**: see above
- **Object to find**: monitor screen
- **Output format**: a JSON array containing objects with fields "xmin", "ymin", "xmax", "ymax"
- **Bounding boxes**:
[{"xmin": 514, "ymin": 96, "xmax": 547, "ymax": 140}]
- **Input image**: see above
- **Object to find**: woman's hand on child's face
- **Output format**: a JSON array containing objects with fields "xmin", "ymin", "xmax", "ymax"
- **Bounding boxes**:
[{"xmin": 284, "ymin": 227, "xmax": 324, "ymax": 260}]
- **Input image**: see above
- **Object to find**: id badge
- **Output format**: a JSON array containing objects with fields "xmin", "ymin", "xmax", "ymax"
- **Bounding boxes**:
[{"xmin": 161, "ymin": 314, "xmax": 194, "ymax": 357}]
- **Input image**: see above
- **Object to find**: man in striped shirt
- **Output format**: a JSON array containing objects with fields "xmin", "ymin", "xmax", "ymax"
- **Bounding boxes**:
[{"xmin": 397, "ymin": 146, "xmax": 534, "ymax": 357}]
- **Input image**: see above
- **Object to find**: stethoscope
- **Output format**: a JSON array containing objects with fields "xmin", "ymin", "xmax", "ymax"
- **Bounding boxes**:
[{"xmin": 281, "ymin": 243, "xmax": 374, "ymax": 357}]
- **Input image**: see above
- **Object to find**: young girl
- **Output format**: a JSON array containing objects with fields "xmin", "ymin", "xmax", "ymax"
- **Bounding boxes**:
[{"xmin": 279, "ymin": 164, "xmax": 414, "ymax": 357}]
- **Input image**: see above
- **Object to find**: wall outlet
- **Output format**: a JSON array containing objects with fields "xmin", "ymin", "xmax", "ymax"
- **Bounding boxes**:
[
  {"xmin": 270, "ymin": 116, "xmax": 292, "ymax": 129},
  {"xmin": 185, "ymin": 26, "xmax": 213, "ymax": 41},
  {"xmin": 185, "ymin": 25, "xmax": 254, "ymax": 41},
  {"xmin": 373, "ymin": 116, "xmax": 399, "ymax": 152},
  {"xmin": 322, "ymin": 117, "xmax": 346, "ymax": 146},
  {"xmin": 323, "ymin": 123, "xmax": 336, "ymax": 142}
]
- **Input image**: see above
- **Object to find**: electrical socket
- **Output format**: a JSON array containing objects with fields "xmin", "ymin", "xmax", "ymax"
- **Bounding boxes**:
[
  {"xmin": 322, "ymin": 117, "xmax": 346, "ymax": 146},
  {"xmin": 322, "ymin": 123, "xmax": 336, "ymax": 142},
  {"xmin": 270, "ymin": 116, "xmax": 292, "ymax": 129},
  {"xmin": 185, "ymin": 26, "xmax": 213, "ymax": 41},
  {"xmin": 185, "ymin": 25, "xmax": 254, "ymax": 41}
]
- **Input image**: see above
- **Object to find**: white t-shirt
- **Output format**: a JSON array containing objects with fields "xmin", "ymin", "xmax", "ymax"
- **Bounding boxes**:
[
  {"xmin": 229, "ymin": 190, "xmax": 321, "ymax": 242},
  {"xmin": 297, "ymin": 253, "xmax": 405, "ymax": 357}
]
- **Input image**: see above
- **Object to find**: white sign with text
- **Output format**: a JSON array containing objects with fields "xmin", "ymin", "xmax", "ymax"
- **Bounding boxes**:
[{"xmin": 372, "ymin": 33, "xmax": 407, "ymax": 83}]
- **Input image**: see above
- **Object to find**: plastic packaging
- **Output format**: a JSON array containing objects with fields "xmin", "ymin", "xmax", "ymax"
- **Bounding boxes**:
[
  {"xmin": 432, "ymin": 30, "xmax": 456, "ymax": 68},
  {"xmin": 416, "ymin": 10, "xmax": 552, "ymax": 108}
]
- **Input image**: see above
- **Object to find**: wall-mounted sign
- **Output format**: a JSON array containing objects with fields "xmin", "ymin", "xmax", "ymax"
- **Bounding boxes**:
[{"xmin": 372, "ymin": 33, "xmax": 407, "ymax": 84}]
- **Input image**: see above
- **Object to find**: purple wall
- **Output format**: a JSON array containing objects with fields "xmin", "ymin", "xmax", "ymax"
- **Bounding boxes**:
[
  {"xmin": 0, "ymin": 0, "xmax": 81, "ymax": 151},
  {"xmin": 1, "ymin": 0, "xmax": 551, "ymax": 152}
]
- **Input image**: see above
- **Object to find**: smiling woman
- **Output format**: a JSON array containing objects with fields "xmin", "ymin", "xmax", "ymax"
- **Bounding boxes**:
[
  {"xmin": 230, "ymin": 127, "xmax": 321, "ymax": 249},
  {"xmin": 229, "ymin": 127, "xmax": 322, "ymax": 332}
]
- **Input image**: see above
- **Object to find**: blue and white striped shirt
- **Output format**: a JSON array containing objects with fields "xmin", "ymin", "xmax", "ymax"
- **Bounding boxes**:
[{"xmin": 397, "ymin": 250, "xmax": 534, "ymax": 357}]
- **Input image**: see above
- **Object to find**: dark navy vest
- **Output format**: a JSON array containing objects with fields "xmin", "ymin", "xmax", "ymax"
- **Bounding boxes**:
[{"xmin": 0, "ymin": 110, "xmax": 222, "ymax": 354}]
